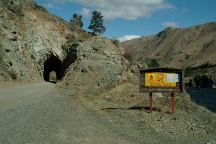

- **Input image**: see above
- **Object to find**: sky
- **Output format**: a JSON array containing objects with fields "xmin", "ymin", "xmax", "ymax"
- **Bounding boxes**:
[{"xmin": 35, "ymin": 0, "xmax": 216, "ymax": 41}]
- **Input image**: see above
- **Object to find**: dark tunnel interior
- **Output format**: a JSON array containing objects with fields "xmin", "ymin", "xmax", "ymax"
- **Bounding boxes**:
[
  {"xmin": 43, "ymin": 55, "xmax": 62, "ymax": 82},
  {"xmin": 43, "ymin": 45, "xmax": 78, "ymax": 83}
]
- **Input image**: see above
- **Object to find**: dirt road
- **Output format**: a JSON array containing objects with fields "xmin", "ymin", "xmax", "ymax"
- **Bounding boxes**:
[
  {"xmin": 1, "ymin": 83, "xmax": 216, "ymax": 144},
  {"xmin": 0, "ymin": 82, "xmax": 151, "ymax": 144}
]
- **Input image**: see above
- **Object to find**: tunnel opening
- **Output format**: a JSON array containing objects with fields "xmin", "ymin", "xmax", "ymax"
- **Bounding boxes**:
[
  {"xmin": 43, "ymin": 55, "xmax": 62, "ymax": 83},
  {"xmin": 43, "ymin": 43, "xmax": 78, "ymax": 83}
]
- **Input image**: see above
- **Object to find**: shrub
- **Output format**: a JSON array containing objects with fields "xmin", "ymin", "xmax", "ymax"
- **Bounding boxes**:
[
  {"xmin": 112, "ymin": 39, "xmax": 120, "ymax": 47},
  {"xmin": 149, "ymin": 59, "xmax": 160, "ymax": 68}
]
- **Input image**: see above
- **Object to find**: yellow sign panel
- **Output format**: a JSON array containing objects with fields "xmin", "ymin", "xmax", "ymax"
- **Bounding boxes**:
[{"xmin": 145, "ymin": 72, "xmax": 177, "ymax": 87}]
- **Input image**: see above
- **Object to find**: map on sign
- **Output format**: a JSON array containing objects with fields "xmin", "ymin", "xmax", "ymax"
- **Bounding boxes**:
[{"xmin": 145, "ymin": 72, "xmax": 179, "ymax": 87}]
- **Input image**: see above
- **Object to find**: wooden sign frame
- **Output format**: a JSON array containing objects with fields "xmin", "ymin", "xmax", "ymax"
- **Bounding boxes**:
[
  {"xmin": 139, "ymin": 68, "xmax": 184, "ymax": 113},
  {"xmin": 139, "ymin": 68, "xmax": 184, "ymax": 93}
]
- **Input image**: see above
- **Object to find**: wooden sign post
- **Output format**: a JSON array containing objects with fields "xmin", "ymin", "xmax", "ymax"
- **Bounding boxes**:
[
  {"xmin": 139, "ymin": 68, "xmax": 184, "ymax": 114},
  {"xmin": 150, "ymin": 92, "xmax": 153, "ymax": 113},
  {"xmin": 171, "ymin": 92, "xmax": 175, "ymax": 113}
]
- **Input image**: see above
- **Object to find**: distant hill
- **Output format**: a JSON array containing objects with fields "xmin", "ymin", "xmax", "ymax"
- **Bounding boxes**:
[{"xmin": 122, "ymin": 22, "xmax": 216, "ymax": 85}]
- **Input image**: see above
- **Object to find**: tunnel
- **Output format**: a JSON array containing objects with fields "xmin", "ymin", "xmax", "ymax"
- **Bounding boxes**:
[{"xmin": 43, "ymin": 55, "xmax": 62, "ymax": 83}]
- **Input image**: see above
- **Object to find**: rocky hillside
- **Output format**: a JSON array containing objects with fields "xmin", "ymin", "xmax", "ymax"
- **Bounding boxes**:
[
  {"xmin": 0, "ymin": 0, "xmax": 134, "ymax": 89},
  {"xmin": 62, "ymin": 37, "xmax": 135, "ymax": 94},
  {"xmin": 0, "ymin": 0, "xmax": 71, "ymax": 81},
  {"xmin": 122, "ymin": 22, "xmax": 216, "ymax": 85}
]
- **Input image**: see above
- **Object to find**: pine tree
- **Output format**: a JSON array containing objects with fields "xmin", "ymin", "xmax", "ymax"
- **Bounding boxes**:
[
  {"xmin": 70, "ymin": 13, "xmax": 83, "ymax": 28},
  {"xmin": 88, "ymin": 10, "xmax": 106, "ymax": 34}
]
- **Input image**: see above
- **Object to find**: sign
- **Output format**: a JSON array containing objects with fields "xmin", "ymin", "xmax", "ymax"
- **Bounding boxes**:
[
  {"xmin": 139, "ymin": 68, "xmax": 184, "ymax": 93},
  {"xmin": 145, "ymin": 72, "xmax": 177, "ymax": 87},
  {"xmin": 139, "ymin": 68, "xmax": 184, "ymax": 114}
]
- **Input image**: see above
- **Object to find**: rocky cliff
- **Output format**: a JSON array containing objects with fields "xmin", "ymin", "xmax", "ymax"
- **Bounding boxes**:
[
  {"xmin": 62, "ymin": 37, "xmax": 135, "ymax": 94},
  {"xmin": 0, "ymin": 0, "xmax": 134, "ymax": 92},
  {"xmin": 0, "ymin": 0, "xmax": 71, "ymax": 81}
]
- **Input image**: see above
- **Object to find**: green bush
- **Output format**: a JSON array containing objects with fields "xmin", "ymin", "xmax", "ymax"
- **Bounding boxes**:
[{"xmin": 149, "ymin": 59, "xmax": 159, "ymax": 68}]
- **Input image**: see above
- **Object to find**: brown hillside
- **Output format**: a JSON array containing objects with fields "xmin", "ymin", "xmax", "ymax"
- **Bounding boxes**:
[{"xmin": 122, "ymin": 22, "xmax": 216, "ymax": 83}]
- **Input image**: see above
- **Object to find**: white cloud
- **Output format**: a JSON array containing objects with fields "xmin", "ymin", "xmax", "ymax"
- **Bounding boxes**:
[
  {"xmin": 43, "ymin": 3, "xmax": 60, "ymax": 10},
  {"xmin": 118, "ymin": 35, "xmax": 141, "ymax": 42},
  {"xmin": 162, "ymin": 22, "xmax": 179, "ymax": 28},
  {"xmin": 51, "ymin": 0, "xmax": 174, "ymax": 20},
  {"xmin": 80, "ymin": 8, "xmax": 91, "ymax": 18}
]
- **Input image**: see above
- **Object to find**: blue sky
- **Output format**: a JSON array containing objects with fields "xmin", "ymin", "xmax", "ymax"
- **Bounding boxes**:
[{"xmin": 35, "ymin": 0, "xmax": 216, "ymax": 41}]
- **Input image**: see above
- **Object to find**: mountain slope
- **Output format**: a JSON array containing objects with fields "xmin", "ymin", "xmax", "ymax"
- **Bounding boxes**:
[{"xmin": 122, "ymin": 22, "xmax": 216, "ymax": 83}]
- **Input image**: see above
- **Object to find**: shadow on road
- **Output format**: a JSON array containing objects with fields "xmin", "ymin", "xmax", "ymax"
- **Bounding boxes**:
[
  {"xmin": 101, "ymin": 106, "xmax": 163, "ymax": 113},
  {"xmin": 187, "ymin": 87, "xmax": 216, "ymax": 113},
  {"xmin": 128, "ymin": 106, "xmax": 161, "ymax": 112}
]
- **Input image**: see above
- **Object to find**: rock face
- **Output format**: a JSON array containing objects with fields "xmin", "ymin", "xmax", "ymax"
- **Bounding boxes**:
[
  {"xmin": 122, "ymin": 23, "xmax": 216, "ymax": 85},
  {"xmin": 0, "ymin": 0, "xmax": 79, "ymax": 81},
  {"xmin": 62, "ymin": 37, "xmax": 133, "ymax": 94},
  {"xmin": 0, "ymin": 0, "xmax": 133, "ymax": 90}
]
